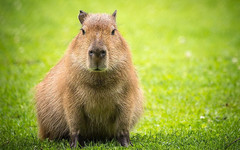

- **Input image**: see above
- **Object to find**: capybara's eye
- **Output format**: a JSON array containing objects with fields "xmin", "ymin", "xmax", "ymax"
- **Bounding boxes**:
[
  {"xmin": 100, "ymin": 50, "xmax": 106, "ymax": 57},
  {"xmin": 89, "ymin": 50, "xmax": 94, "ymax": 56},
  {"xmin": 111, "ymin": 29, "xmax": 116, "ymax": 35},
  {"xmin": 81, "ymin": 28, "xmax": 85, "ymax": 35}
]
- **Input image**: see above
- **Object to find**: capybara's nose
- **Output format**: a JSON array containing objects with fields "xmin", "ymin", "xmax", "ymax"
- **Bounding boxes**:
[{"xmin": 89, "ymin": 49, "xmax": 106, "ymax": 58}]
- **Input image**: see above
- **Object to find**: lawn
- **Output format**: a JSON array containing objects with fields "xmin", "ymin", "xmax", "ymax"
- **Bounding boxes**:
[{"xmin": 0, "ymin": 0, "xmax": 239, "ymax": 149}]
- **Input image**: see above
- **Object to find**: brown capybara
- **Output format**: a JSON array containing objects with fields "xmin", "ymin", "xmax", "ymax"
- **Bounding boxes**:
[{"xmin": 35, "ymin": 10, "xmax": 143, "ymax": 148}]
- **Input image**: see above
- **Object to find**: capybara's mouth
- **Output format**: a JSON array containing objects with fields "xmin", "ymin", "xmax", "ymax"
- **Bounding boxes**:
[
  {"xmin": 94, "ymin": 68, "xmax": 101, "ymax": 71},
  {"xmin": 90, "ymin": 68, "xmax": 106, "ymax": 72}
]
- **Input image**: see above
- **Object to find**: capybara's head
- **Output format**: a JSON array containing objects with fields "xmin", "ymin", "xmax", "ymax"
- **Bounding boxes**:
[{"xmin": 71, "ymin": 10, "xmax": 129, "ymax": 72}]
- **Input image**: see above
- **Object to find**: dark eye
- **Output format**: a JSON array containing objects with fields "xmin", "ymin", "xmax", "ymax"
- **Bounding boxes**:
[
  {"xmin": 100, "ymin": 50, "xmax": 106, "ymax": 57},
  {"xmin": 89, "ymin": 50, "xmax": 94, "ymax": 56},
  {"xmin": 81, "ymin": 28, "xmax": 85, "ymax": 35},
  {"xmin": 111, "ymin": 29, "xmax": 116, "ymax": 35}
]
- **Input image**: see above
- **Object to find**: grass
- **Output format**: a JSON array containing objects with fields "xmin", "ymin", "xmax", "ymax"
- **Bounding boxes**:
[{"xmin": 0, "ymin": 0, "xmax": 239, "ymax": 149}]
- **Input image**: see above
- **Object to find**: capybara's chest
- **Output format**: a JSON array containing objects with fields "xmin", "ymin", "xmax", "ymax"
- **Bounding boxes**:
[{"xmin": 83, "ymin": 91, "xmax": 120, "ymax": 123}]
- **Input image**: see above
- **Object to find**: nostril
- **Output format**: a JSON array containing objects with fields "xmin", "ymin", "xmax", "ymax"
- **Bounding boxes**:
[
  {"xmin": 100, "ymin": 50, "xmax": 106, "ymax": 57},
  {"xmin": 89, "ymin": 50, "xmax": 94, "ymax": 56}
]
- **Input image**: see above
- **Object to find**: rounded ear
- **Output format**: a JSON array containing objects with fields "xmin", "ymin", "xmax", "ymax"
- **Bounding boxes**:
[
  {"xmin": 78, "ymin": 10, "xmax": 88, "ymax": 24},
  {"xmin": 112, "ymin": 10, "xmax": 117, "ymax": 21}
]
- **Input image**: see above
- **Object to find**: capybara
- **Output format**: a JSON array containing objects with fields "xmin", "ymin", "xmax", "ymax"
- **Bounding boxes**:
[{"xmin": 35, "ymin": 10, "xmax": 143, "ymax": 148}]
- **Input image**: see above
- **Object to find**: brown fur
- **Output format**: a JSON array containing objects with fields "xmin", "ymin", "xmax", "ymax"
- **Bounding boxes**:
[{"xmin": 35, "ymin": 11, "xmax": 143, "ymax": 147}]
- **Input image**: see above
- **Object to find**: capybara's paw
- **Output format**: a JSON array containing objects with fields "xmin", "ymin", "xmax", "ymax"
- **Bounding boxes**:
[
  {"xmin": 70, "ymin": 133, "xmax": 79, "ymax": 148},
  {"xmin": 69, "ymin": 133, "xmax": 85, "ymax": 148},
  {"xmin": 116, "ymin": 130, "xmax": 131, "ymax": 147}
]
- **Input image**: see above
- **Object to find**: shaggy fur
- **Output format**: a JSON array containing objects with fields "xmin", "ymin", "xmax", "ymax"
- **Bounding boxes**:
[{"xmin": 35, "ymin": 10, "xmax": 143, "ymax": 147}]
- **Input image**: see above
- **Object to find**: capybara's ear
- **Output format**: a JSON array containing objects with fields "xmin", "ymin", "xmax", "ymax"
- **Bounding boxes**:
[
  {"xmin": 78, "ymin": 10, "xmax": 88, "ymax": 24},
  {"xmin": 112, "ymin": 10, "xmax": 117, "ymax": 21}
]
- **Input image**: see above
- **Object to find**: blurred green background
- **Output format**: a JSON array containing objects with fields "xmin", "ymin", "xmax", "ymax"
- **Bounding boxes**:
[{"xmin": 0, "ymin": 0, "xmax": 239, "ymax": 149}]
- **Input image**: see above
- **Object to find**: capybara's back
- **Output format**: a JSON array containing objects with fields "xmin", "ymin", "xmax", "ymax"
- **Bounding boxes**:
[{"xmin": 35, "ymin": 10, "xmax": 143, "ymax": 148}]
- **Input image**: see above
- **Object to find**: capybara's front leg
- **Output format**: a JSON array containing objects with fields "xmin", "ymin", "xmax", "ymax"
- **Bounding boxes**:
[
  {"xmin": 66, "ymin": 110, "xmax": 85, "ymax": 148},
  {"xmin": 66, "ymin": 109, "xmax": 85, "ymax": 148},
  {"xmin": 116, "ymin": 104, "xmax": 133, "ymax": 147},
  {"xmin": 63, "ymin": 94, "xmax": 85, "ymax": 148}
]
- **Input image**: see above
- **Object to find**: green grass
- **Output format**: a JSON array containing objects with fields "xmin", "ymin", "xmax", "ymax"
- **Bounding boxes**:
[{"xmin": 0, "ymin": 0, "xmax": 240, "ymax": 149}]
